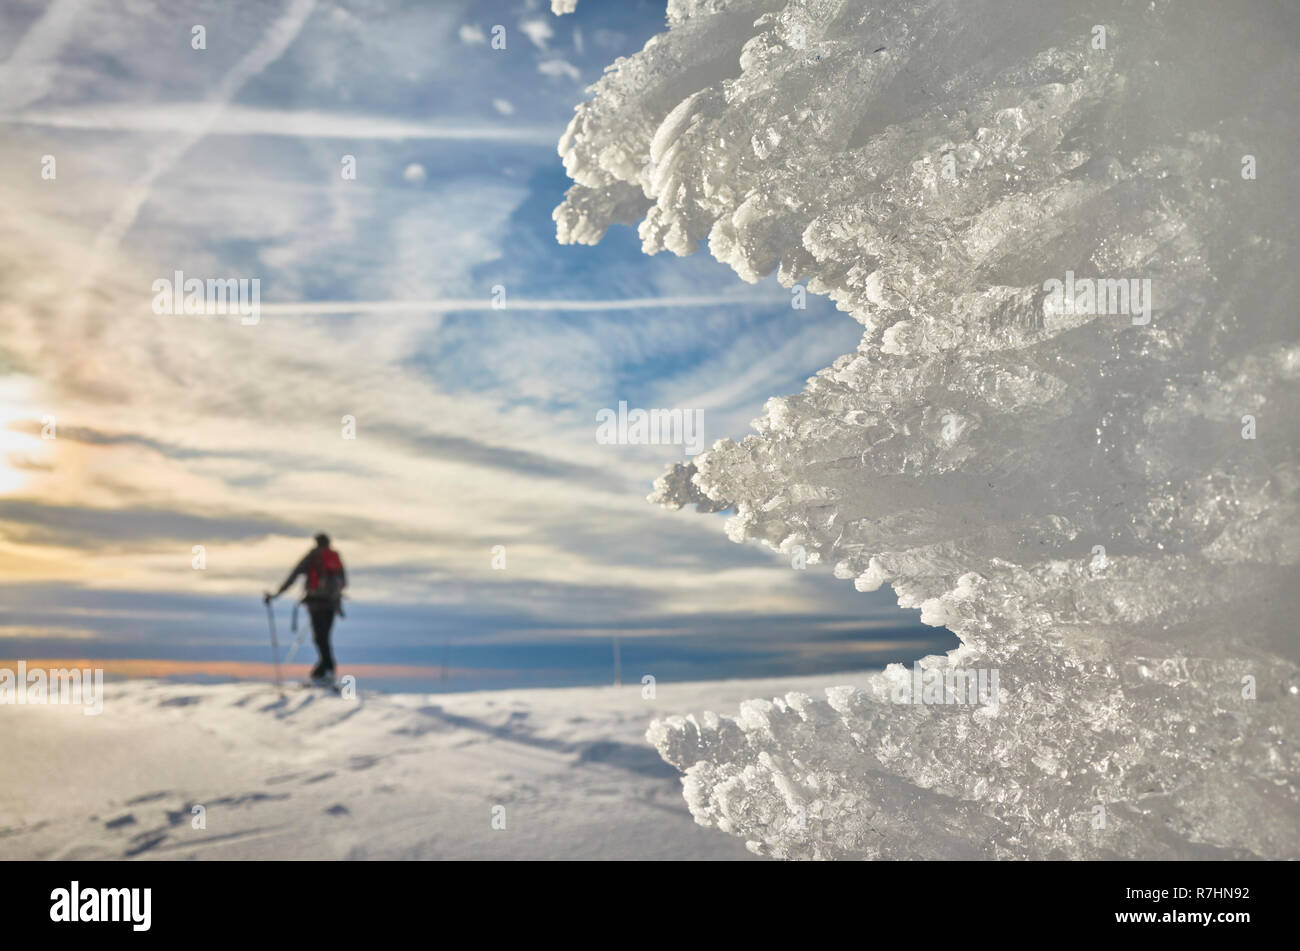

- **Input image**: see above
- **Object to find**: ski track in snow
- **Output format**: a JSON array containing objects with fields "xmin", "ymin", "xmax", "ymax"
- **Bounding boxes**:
[{"xmin": 0, "ymin": 673, "xmax": 876, "ymax": 860}]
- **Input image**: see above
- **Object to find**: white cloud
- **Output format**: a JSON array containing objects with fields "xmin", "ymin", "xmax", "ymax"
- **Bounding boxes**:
[
  {"xmin": 519, "ymin": 17, "xmax": 553, "ymax": 50},
  {"xmin": 257, "ymin": 294, "xmax": 772, "ymax": 316},
  {"xmin": 0, "ymin": 0, "xmax": 86, "ymax": 112},
  {"xmin": 4, "ymin": 103, "xmax": 561, "ymax": 144},
  {"xmin": 538, "ymin": 59, "xmax": 580, "ymax": 81},
  {"xmin": 458, "ymin": 23, "xmax": 486, "ymax": 45},
  {"xmin": 0, "ymin": 0, "xmax": 886, "ymax": 639}
]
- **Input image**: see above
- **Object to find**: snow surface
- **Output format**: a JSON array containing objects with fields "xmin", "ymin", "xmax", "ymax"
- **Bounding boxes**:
[
  {"xmin": 556, "ymin": 0, "xmax": 1300, "ymax": 858},
  {"xmin": 0, "ymin": 673, "xmax": 869, "ymax": 860}
]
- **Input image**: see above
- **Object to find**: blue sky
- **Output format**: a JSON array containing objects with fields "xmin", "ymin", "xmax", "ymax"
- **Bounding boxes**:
[{"xmin": 0, "ymin": 0, "xmax": 952, "ymax": 689}]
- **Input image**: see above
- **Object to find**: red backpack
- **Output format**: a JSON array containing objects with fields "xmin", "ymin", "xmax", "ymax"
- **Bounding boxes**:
[{"xmin": 307, "ymin": 548, "xmax": 344, "ymax": 600}]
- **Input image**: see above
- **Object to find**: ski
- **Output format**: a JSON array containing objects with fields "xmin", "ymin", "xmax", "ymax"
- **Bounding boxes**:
[{"xmin": 299, "ymin": 679, "xmax": 342, "ymax": 694}]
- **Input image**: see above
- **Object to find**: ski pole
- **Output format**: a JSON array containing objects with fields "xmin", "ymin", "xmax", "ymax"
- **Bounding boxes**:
[
  {"xmin": 284, "ymin": 600, "xmax": 310, "ymax": 665},
  {"xmin": 264, "ymin": 596, "xmax": 283, "ymax": 691}
]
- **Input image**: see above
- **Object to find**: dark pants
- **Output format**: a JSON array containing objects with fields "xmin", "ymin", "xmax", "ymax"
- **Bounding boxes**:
[{"xmin": 307, "ymin": 600, "xmax": 337, "ymax": 679}]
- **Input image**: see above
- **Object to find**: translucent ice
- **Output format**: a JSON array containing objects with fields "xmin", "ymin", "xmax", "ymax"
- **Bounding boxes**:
[{"xmin": 557, "ymin": 0, "xmax": 1300, "ymax": 857}]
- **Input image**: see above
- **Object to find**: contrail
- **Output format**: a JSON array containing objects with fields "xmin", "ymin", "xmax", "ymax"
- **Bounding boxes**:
[
  {"xmin": 2, "ymin": 104, "xmax": 562, "ymax": 146},
  {"xmin": 258, "ymin": 296, "xmax": 775, "ymax": 316},
  {"xmin": 77, "ymin": 0, "xmax": 319, "ymax": 304},
  {"xmin": 0, "ymin": 0, "xmax": 86, "ymax": 113}
]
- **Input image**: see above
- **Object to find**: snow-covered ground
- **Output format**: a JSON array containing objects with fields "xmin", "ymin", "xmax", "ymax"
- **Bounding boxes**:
[{"xmin": 0, "ymin": 671, "xmax": 870, "ymax": 860}]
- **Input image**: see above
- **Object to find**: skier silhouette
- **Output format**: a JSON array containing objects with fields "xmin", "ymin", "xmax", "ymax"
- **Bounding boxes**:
[{"xmin": 265, "ymin": 534, "xmax": 346, "ymax": 683}]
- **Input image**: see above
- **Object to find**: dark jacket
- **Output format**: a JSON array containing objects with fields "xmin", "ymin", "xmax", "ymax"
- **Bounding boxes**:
[{"xmin": 278, "ymin": 546, "xmax": 347, "ymax": 603}]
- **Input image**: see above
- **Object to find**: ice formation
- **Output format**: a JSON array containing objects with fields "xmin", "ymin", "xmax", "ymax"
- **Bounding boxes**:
[{"xmin": 556, "ymin": 0, "xmax": 1300, "ymax": 858}]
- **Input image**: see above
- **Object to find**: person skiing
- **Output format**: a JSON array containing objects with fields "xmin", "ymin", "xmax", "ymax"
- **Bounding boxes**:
[{"xmin": 265, "ymin": 533, "xmax": 346, "ymax": 684}]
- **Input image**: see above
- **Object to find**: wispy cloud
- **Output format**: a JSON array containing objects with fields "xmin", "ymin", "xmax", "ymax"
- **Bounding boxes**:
[
  {"xmin": 68, "ymin": 0, "xmax": 320, "ymax": 322},
  {"xmin": 0, "ymin": 0, "xmax": 911, "ymax": 672},
  {"xmin": 258, "ymin": 295, "xmax": 775, "ymax": 315},
  {"xmin": 0, "ymin": 0, "xmax": 86, "ymax": 112},
  {"xmin": 2, "ymin": 103, "xmax": 561, "ymax": 144},
  {"xmin": 0, "ymin": 626, "xmax": 97, "ymax": 641}
]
